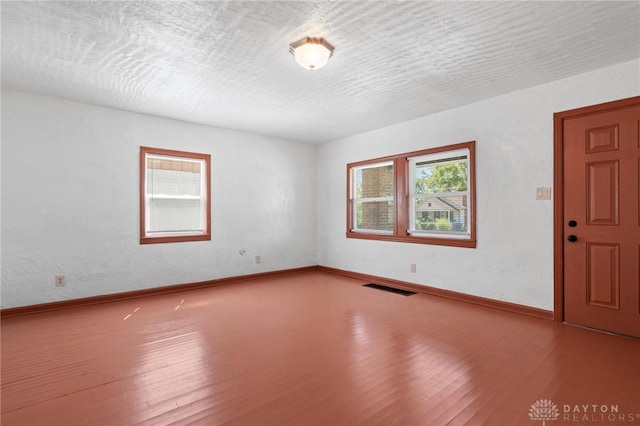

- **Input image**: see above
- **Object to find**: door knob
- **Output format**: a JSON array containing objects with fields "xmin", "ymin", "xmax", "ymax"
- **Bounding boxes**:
[
  {"xmin": 568, "ymin": 220, "xmax": 577, "ymax": 227},
  {"xmin": 567, "ymin": 235, "xmax": 578, "ymax": 243}
]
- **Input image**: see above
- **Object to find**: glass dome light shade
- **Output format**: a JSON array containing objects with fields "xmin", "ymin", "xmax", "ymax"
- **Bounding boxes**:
[{"xmin": 289, "ymin": 37, "xmax": 335, "ymax": 70}]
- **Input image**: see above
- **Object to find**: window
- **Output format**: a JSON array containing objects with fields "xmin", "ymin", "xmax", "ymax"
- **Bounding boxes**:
[
  {"xmin": 409, "ymin": 148, "xmax": 470, "ymax": 238},
  {"xmin": 347, "ymin": 141, "xmax": 476, "ymax": 248},
  {"xmin": 140, "ymin": 146, "xmax": 211, "ymax": 244},
  {"xmin": 351, "ymin": 161, "xmax": 395, "ymax": 234}
]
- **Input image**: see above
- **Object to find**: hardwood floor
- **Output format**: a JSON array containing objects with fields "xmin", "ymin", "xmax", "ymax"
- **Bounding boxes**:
[{"xmin": 2, "ymin": 271, "xmax": 639, "ymax": 425}]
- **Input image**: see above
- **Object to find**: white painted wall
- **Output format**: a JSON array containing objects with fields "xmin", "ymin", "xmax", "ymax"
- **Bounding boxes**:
[
  {"xmin": 316, "ymin": 59, "xmax": 640, "ymax": 311},
  {"xmin": 2, "ymin": 59, "xmax": 638, "ymax": 311},
  {"xmin": 1, "ymin": 90, "xmax": 317, "ymax": 308}
]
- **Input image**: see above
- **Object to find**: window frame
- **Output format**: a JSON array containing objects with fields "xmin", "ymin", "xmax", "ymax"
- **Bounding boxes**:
[
  {"xmin": 350, "ymin": 160, "xmax": 395, "ymax": 235},
  {"xmin": 346, "ymin": 141, "xmax": 476, "ymax": 248},
  {"xmin": 139, "ymin": 146, "xmax": 211, "ymax": 244},
  {"xmin": 407, "ymin": 148, "xmax": 471, "ymax": 239}
]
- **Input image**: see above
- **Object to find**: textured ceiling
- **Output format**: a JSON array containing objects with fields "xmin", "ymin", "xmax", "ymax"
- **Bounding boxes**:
[{"xmin": 2, "ymin": 1, "xmax": 640, "ymax": 144}]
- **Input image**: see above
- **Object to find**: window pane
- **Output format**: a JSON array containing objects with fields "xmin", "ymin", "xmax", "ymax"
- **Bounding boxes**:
[
  {"xmin": 146, "ymin": 156, "xmax": 204, "ymax": 234},
  {"xmin": 413, "ymin": 195, "xmax": 468, "ymax": 233},
  {"xmin": 356, "ymin": 200, "xmax": 395, "ymax": 232},
  {"xmin": 410, "ymin": 151, "xmax": 470, "ymax": 236},
  {"xmin": 415, "ymin": 156, "xmax": 467, "ymax": 194},
  {"xmin": 356, "ymin": 164, "xmax": 394, "ymax": 198},
  {"xmin": 353, "ymin": 162, "xmax": 394, "ymax": 232},
  {"xmin": 146, "ymin": 172, "xmax": 202, "ymax": 199},
  {"xmin": 149, "ymin": 199, "xmax": 202, "ymax": 232}
]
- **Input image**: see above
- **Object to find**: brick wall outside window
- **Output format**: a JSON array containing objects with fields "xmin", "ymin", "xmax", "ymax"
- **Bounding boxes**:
[{"xmin": 361, "ymin": 166, "xmax": 393, "ymax": 231}]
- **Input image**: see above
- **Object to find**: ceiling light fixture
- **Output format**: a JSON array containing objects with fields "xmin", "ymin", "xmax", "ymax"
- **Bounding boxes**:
[{"xmin": 289, "ymin": 37, "xmax": 335, "ymax": 70}]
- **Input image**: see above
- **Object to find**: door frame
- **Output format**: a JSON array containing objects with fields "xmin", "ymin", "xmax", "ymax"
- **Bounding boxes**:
[{"xmin": 553, "ymin": 95, "xmax": 640, "ymax": 322}]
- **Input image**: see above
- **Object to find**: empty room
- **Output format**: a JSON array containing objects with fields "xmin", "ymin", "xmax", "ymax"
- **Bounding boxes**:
[{"xmin": 1, "ymin": 1, "xmax": 639, "ymax": 425}]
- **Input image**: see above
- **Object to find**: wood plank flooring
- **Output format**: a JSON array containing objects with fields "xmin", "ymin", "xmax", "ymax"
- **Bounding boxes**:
[{"xmin": 2, "ymin": 271, "xmax": 639, "ymax": 425}]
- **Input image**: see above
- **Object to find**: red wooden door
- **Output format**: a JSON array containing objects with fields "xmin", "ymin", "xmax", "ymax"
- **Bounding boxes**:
[{"xmin": 563, "ymin": 99, "xmax": 640, "ymax": 338}]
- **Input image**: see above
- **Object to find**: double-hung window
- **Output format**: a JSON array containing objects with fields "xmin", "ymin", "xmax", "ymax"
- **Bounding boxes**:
[
  {"xmin": 350, "ymin": 161, "xmax": 395, "ymax": 234},
  {"xmin": 408, "ymin": 148, "xmax": 471, "ymax": 239},
  {"xmin": 140, "ymin": 147, "xmax": 211, "ymax": 244},
  {"xmin": 347, "ymin": 141, "xmax": 476, "ymax": 248}
]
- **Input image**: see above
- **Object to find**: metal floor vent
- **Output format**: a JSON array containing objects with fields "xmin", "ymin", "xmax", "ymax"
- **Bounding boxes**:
[{"xmin": 363, "ymin": 283, "xmax": 416, "ymax": 296}]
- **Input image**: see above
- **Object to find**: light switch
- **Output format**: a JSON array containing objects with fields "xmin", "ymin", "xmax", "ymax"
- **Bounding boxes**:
[{"xmin": 536, "ymin": 187, "xmax": 551, "ymax": 200}]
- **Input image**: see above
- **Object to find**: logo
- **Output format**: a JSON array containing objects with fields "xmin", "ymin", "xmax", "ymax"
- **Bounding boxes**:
[
  {"xmin": 528, "ymin": 399, "xmax": 640, "ymax": 423},
  {"xmin": 529, "ymin": 399, "xmax": 560, "ymax": 425}
]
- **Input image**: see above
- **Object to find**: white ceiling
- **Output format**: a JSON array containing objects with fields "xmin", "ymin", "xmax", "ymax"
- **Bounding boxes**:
[{"xmin": 2, "ymin": 1, "xmax": 639, "ymax": 144}]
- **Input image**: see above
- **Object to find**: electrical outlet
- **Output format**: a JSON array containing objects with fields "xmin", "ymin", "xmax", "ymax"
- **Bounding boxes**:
[
  {"xmin": 255, "ymin": 256, "xmax": 261, "ymax": 264},
  {"xmin": 410, "ymin": 264, "xmax": 416, "ymax": 273},
  {"xmin": 55, "ymin": 275, "xmax": 65, "ymax": 287}
]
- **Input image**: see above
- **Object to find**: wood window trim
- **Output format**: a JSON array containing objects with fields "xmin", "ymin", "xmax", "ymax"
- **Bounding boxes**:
[
  {"xmin": 346, "ymin": 141, "xmax": 476, "ymax": 248},
  {"xmin": 139, "ymin": 146, "xmax": 211, "ymax": 244}
]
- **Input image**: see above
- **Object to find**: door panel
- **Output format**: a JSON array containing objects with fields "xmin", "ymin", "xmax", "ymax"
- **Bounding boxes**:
[
  {"xmin": 586, "ymin": 160, "xmax": 618, "ymax": 225},
  {"xmin": 563, "ymin": 102, "xmax": 640, "ymax": 338},
  {"xmin": 586, "ymin": 124, "xmax": 618, "ymax": 153},
  {"xmin": 586, "ymin": 242, "xmax": 619, "ymax": 309}
]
